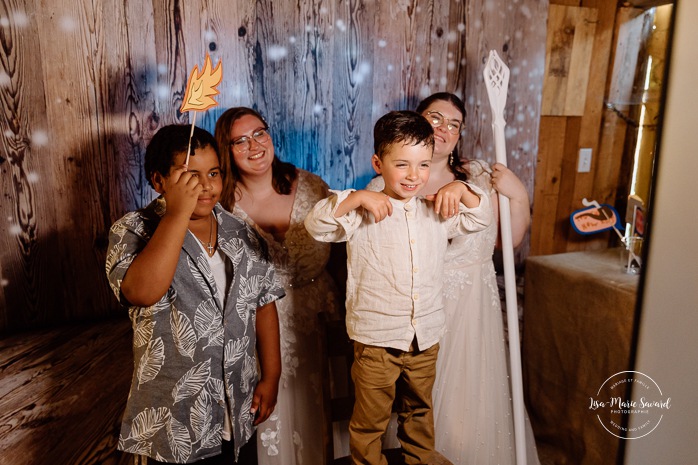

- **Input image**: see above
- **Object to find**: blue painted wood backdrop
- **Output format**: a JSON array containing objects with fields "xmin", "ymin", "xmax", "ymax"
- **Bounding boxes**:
[{"xmin": 0, "ymin": 0, "xmax": 547, "ymax": 332}]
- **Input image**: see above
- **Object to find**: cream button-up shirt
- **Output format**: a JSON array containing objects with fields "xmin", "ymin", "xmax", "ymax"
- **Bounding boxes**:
[{"xmin": 304, "ymin": 186, "xmax": 491, "ymax": 351}]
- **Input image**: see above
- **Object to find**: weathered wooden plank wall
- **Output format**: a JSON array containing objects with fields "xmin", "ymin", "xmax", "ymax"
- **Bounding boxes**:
[
  {"xmin": 530, "ymin": 0, "xmax": 641, "ymax": 256},
  {"xmin": 0, "ymin": 0, "xmax": 547, "ymax": 333},
  {"xmin": 463, "ymin": 0, "xmax": 549, "ymax": 264}
]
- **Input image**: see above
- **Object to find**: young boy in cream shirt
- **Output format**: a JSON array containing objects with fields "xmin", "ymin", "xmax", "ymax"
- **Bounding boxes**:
[{"xmin": 304, "ymin": 110, "xmax": 491, "ymax": 464}]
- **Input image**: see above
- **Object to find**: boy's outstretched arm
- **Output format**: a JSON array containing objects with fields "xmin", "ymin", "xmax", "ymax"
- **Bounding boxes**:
[
  {"xmin": 305, "ymin": 189, "xmax": 393, "ymax": 243},
  {"xmin": 252, "ymin": 301, "xmax": 281, "ymax": 425},
  {"xmin": 121, "ymin": 165, "xmax": 202, "ymax": 306}
]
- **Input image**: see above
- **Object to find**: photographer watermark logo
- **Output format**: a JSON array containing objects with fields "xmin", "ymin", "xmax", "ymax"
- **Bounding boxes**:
[{"xmin": 589, "ymin": 370, "xmax": 671, "ymax": 439}]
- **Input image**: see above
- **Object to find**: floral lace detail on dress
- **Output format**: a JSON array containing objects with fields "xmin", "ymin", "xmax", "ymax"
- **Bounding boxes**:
[
  {"xmin": 444, "ymin": 269, "xmax": 472, "ymax": 301},
  {"xmin": 260, "ymin": 413, "xmax": 281, "ymax": 456},
  {"xmin": 293, "ymin": 431, "xmax": 304, "ymax": 464},
  {"xmin": 483, "ymin": 262, "xmax": 501, "ymax": 309}
]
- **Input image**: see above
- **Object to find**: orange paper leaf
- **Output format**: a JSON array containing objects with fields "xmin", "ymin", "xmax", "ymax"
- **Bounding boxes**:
[{"xmin": 180, "ymin": 54, "xmax": 223, "ymax": 113}]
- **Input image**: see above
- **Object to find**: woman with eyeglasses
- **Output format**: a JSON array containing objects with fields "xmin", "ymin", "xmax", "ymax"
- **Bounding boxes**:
[
  {"xmin": 367, "ymin": 92, "xmax": 537, "ymax": 464},
  {"xmin": 215, "ymin": 107, "xmax": 340, "ymax": 465}
]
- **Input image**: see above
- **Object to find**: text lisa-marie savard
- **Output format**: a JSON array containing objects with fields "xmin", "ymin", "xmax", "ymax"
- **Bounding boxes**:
[{"xmin": 589, "ymin": 397, "xmax": 671, "ymax": 413}]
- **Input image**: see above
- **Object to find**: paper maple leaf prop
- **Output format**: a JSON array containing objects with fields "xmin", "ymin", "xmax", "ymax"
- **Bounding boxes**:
[
  {"xmin": 180, "ymin": 54, "xmax": 223, "ymax": 164},
  {"xmin": 180, "ymin": 54, "xmax": 223, "ymax": 113}
]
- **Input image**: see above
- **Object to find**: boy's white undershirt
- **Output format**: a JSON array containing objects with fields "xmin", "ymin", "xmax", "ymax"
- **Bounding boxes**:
[{"xmin": 196, "ymin": 240, "xmax": 234, "ymax": 441}]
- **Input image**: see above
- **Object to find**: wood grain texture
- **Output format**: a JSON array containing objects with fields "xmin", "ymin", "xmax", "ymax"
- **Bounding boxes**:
[
  {"xmin": 463, "ymin": 0, "xmax": 548, "ymax": 261},
  {"xmin": 608, "ymin": 8, "xmax": 645, "ymax": 110},
  {"xmin": 0, "ymin": 0, "xmax": 545, "ymax": 332},
  {"xmin": 553, "ymin": 115, "xmax": 582, "ymax": 253},
  {"xmin": 101, "ymin": 0, "xmax": 159, "ymax": 217},
  {"xmin": 0, "ymin": 0, "xmax": 65, "ymax": 330},
  {"xmin": 0, "ymin": 318, "xmax": 133, "ymax": 465},
  {"xmin": 582, "ymin": 7, "xmax": 647, "ymax": 251},
  {"xmin": 325, "ymin": 0, "xmax": 376, "ymax": 190},
  {"xmin": 541, "ymin": 4, "xmax": 598, "ymax": 116},
  {"xmin": 253, "ymin": 0, "xmax": 338, "ymax": 178},
  {"xmin": 530, "ymin": 117, "xmax": 567, "ymax": 256},
  {"xmin": 530, "ymin": 0, "xmax": 648, "ymax": 256},
  {"xmin": 565, "ymin": 0, "xmax": 617, "ymax": 252}
]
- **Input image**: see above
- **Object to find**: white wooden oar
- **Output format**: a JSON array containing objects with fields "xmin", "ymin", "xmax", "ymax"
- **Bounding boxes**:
[{"xmin": 483, "ymin": 49, "xmax": 527, "ymax": 465}]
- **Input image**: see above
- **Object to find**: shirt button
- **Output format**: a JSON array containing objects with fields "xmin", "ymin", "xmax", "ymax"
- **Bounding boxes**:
[
  {"xmin": 413, "ymin": 294, "xmax": 419, "ymax": 300},
  {"xmin": 412, "ymin": 319, "xmax": 417, "ymax": 325},
  {"xmin": 404, "ymin": 204, "xmax": 412, "ymax": 211},
  {"xmin": 413, "ymin": 267, "xmax": 418, "ymax": 273},
  {"xmin": 406, "ymin": 212, "xmax": 413, "ymax": 218},
  {"xmin": 410, "ymin": 239, "xmax": 416, "ymax": 245}
]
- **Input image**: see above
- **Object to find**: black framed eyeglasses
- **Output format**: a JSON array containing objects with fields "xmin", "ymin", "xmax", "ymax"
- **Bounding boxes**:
[
  {"xmin": 426, "ymin": 111, "xmax": 462, "ymax": 135},
  {"xmin": 231, "ymin": 128, "xmax": 271, "ymax": 153}
]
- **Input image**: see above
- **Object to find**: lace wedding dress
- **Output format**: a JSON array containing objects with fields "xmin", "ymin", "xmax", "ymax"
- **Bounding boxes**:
[
  {"xmin": 432, "ymin": 161, "xmax": 539, "ymax": 464},
  {"xmin": 232, "ymin": 169, "xmax": 340, "ymax": 465}
]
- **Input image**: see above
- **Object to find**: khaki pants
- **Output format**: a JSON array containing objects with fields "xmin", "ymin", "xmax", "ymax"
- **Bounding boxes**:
[{"xmin": 349, "ymin": 341, "xmax": 439, "ymax": 465}]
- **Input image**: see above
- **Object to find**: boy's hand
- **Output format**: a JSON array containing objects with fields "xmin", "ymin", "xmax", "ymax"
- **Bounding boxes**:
[
  {"xmin": 251, "ymin": 377, "xmax": 279, "ymax": 425},
  {"xmin": 426, "ymin": 181, "xmax": 468, "ymax": 218},
  {"xmin": 358, "ymin": 191, "xmax": 393, "ymax": 222},
  {"xmin": 335, "ymin": 190, "xmax": 393, "ymax": 222},
  {"xmin": 162, "ymin": 164, "xmax": 203, "ymax": 218}
]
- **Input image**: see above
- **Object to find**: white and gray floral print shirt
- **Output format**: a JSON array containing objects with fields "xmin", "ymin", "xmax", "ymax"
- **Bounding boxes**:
[{"xmin": 106, "ymin": 199, "xmax": 284, "ymax": 463}]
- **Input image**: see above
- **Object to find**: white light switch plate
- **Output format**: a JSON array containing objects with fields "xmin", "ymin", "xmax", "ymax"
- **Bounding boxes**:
[{"xmin": 578, "ymin": 148, "xmax": 592, "ymax": 173}]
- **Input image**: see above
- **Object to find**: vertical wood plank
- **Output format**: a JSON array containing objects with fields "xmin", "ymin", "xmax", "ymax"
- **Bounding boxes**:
[
  {"xmin": 594, "ymin": 113, "xmax": 628, "ymax": 206},
  {"xmin": 371, "ymin": 1, "xmax": 420, "ymax": 115},
  {"xmin": 180, "ymin": 0, "xmax": 243, "ymax": 136},
  {"xmin": 322, "ymin": 0, "xmax": 375, "ymax": 190},
  {"xmin": 151, "ymin": 0, "xmax": 190, "ymax": 126},
  {"xmin": 247, "ymin": 0, "xmax": 338, "ymax": 178},
  {"xmin": 541, "ymin": 5, "xmax": 598, "ymax": 116},
  {"xmin": 553, "ymin": 115, "xmax": 582, "ymax": 253},
  {"xmin": 379, "ymin": 0, "xmax": 451, "ymax": 112},
  {"xmin": 444, "ymin": 0, "xmax": 467, "ymax": 101},
  {"xmin": 530, "ymin": 117, "xmax": 567, "ymax": 256},
  {"xmin": 566, "ymin": 0, "xmax": 619, "ymax": 252},
  {"xmin": 291, "ymin": 0, "xmax": 338, "ymax": 178},
  {"xmin": 34, "ymin": 0, "xmax": 119, "ymax": 319},
  {"xmin": 188, "ymin": 0, "xmax": 256, "ymax": 121},
  {"xmin": 463, "ymin": 0, "xmax": 547, "ymax": 261},
  {"xmin": 0, "ymin": 0, "xmax": 64, "ymax": 330},
  {"xmin": 101, "ymin": 0, "xmax": 159, "ymax": 222},
  {"xmin": 607, "ymin": 8, "xmax": 646, "ymax": 112}
]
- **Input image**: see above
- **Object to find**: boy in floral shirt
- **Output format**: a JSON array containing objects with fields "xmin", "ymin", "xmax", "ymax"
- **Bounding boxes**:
[{"xmin": 106, "ymin": 125, "xmax": 284, "ymax": 463}]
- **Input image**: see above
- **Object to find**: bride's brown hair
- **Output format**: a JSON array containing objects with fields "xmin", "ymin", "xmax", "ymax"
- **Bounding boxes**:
[
  {"xmin": 416, "ymin": 92, "xmax": 470, "ymax": 182},
  {"xmin": 215, "ymin": 107, "xmax": 297, "ymax": 209}
]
